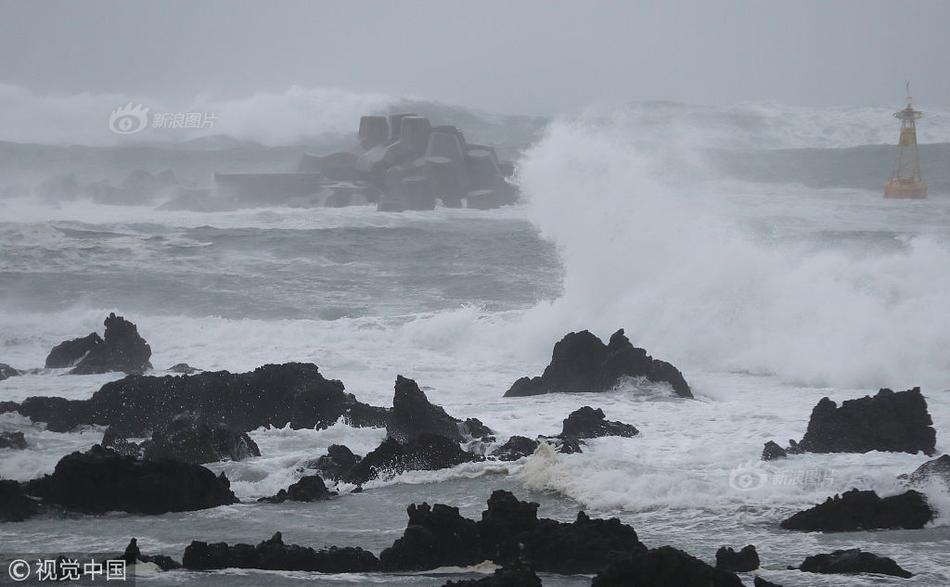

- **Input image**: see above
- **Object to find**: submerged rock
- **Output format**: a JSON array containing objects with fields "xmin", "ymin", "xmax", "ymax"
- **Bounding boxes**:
[
  {"xmin": 0, "ymin": 363, "xmax": 21, "ymax": 381},
  {"xmin": 798, "ymin": 548, "xmax": 913, "ymax": 578},
  {"xmin": 309, "ymin": 444, "xmax": 362, "ymax": 480},
  {"xmin": 440, "ymin": 559, "xmax": 541, "ymax": 587},
  {"xmin": 590, "ymin": 546, "xmax": 744, "ymax": 587},
  {"xmin": 44, "ymin": 333, "xmax": 103, "ymax": 368},
  {"xmin": 761, "ymin": 440, "xmax": 787, "ymax": 461},
  {"xmin": 753, "ymin": 577, "xmax": 783, "ymax": 587},
  {"xmin": 343, "ymin": 433, "xmax": 477, "ymax": 485},
  {"xmin": 183, "ymin": 532, "xmax": 380, "ymax": 572},
  {"xmin": 490, "ymin": 436, "xmax": 539, "ymax": 461},
  {"xmin": 167, "ymin": 363, "xmax": 201, "ymax": 374},
  {"xmin": 259, "ymin": 475, "xmax": 335, "ymax": 503},
  {"xmin": 141, "ymin": 413, "xmax": 261, "ymax": 464},
  {"xmin": 505, "ymin": 329, "xmax": 692, "ymax": 398},
  {"xmin": 0, "ymin": 480, "xmax": 39, "ymax": 522},
  {"xmin": 24, "ymin": 445, "xmax": 237, "ymax": 514},
  {"xmin": 0, "ymin": 431, "xmax": 27, "ymax": 450},
  {"xmin": 70, "ymin": 313, "xmax": 152, "ymax": 375},
  {"xmin": 902, "ymin": 454, "xmax": 950, "ymax": 488},
  {"xmin": 780, "ymin": 489, "xmax": 933, "ymax": 532},
  {"xmin": 797, "ymin": 388, "xmax": 936, "ymax": 455},
  {"xmin": 715, "ymin": 544, "xmax": 759, "ymax": 572},
  {"xmin": 560, "ymin": 406, "xmax": 639, "ymax": 439}
]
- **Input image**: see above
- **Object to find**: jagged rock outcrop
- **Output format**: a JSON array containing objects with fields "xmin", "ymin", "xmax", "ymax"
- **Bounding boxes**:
[
  {"xmin": 380, "ymin": 490, "xmax": 645, "ymax": 574},
  {"xmin": 590, "ymin": 546, "xmax": 744, "ymax": 587},
  {"xmin": 44, "ymin": 332, "xmax": 103, "ymax": 368},
  {"xmin": 308, "ymin": 444, "xmax": 362, "ymax": 480},
  {"xmin": 902, "ymin": 454, "xmax": 950, "ymax": 488},
  {"xmin": 761, "ymin": 441, "xmax": 787, "ymax": 460},
  {"xmin": 780, "ymin": 489, "xmax": 933, "ymax": 532},
  {"xmin": 0, "ymin": 431, "xmax": 27, "ymax": 449},
  {"xmin": 139, "ymin": 413, "xmax": 261, "ymax": 464},
  {"xmin": 0, "ymin": 363, "xmax": 21, "ymax": 381},
  {"xmin": 23, "ymin": 445, "xmax": 237, "ymax": 514},
  {"xmin": 183, "ymin": 532, "xmax": 380, "ymax": 572},
  {"xmin": 440, "ymin": 559, "xmax": 541, "ymax": 587},
  {"xmin": 490, "ymin": 436, "xmax": 539, "ymax": 461},
  {"xmin": 343, "ymin": 433, "xmax": 477, "ymax": 485},
  {"xmin": 560, "ymin": 406, "xmax": 639, "ymax": 439},
  {"xmin": 122, "ymin": 538, "xmax": 181, "ymax": 571},
  {"xmin": 0, "ymin": 480, "xmax": 39, "ymax": 522},
  {"xmin": 17, "ymin": 362, "xmax": 387, "ymax": 434},
  {"xmin": 798, "ymin": 549, "xmax": 913, "ymax": 578},
  {"xmin": 715, "ymin": 544, "xmax": 759, "ymax": 572},
  {"xmin": 259, "ymin": 475, "xmax": 335, "ymax": 503},
  {"xmin": 767, "ymin": 388, "xmax": 936, "ymax": 457},
  {"xmin": 505, "ymin": 329, "xmax": 692, "ymax": 398},
  {"xmin": 387, "ymin": 375, "xmax": 465, "ymax": 442},
  {"xmin": 70, "ymin": 313, "xmax": 153, "ymax": 374}
]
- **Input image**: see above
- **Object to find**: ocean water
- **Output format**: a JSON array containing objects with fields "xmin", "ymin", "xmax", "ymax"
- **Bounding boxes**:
[{"xmin": 1, "ymin": 101, "xmax": 949, "ymax": 586}]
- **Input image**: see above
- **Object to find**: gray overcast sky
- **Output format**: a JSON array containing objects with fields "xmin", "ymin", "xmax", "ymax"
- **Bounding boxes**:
[{"xmin": 1, "ymin": 0, "xmax": 949, "ymax": 114}]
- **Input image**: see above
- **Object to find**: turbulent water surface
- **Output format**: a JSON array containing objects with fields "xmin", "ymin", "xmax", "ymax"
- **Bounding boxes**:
[{"xmin": 1, "ymin": 102, "xmax": 949, "ymax": 586}]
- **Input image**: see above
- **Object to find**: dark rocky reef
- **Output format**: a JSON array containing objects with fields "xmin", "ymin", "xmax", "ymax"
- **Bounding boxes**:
[
  {"xmin": 490, "ymin": 435, "xmax": 540, "ymax": 461},
  {"xmin": 24, "ymin": 445, "xmax": 237, "ymax": 514},
  {"xmin": 440, "ymin": 559, "xmax": 541, "ymax": 587},
  {"xmin": 380, "ymin": 490, "xmax": 645, "ymax": 574},
  {"xmin": 753, "ymin": 577, "xmax": 783, "ymax": 587},
  {"xmin": 387, "ymin": 375, "xmax": 467, "ymax": 442},
  {"xmin": 183, "ymin": 531, "xmax": 380, "ymax": 572},
  {"xmin": 343, "ymin": 433, "xmax": 477, "ymax": 485},
  {"xmin": 715, "ymin": 544, "xmax": 759, "ymax": 572},
  {"xmin": 0, "ymin": 431, "xmax": 27, "ymax": 449},
  {"xmin": 44, "ymin": 332, "xmax": 103, "ymax": 368},
  {"xmin": 765, "ymin": 387, "xmax": 936, "ymax": 458},
  {"xmin": 590, "ymin": 546, "xmax": 744, "ymax": 587},
  {"xmin": 902, "ymin": 454, "xmax": 950, "ymax": 488},
  {"xmin": 505, "ymin": 329, "xmax": 692, "ymax": 398},
  {"xmin": 0, "ymin": 480, "xmax": 39, "ymax": 522},
  {"xmin": 308, "ymin": 444, "xmax": 362, "ymax": 480},
  {"xmin": 122, "ymin": 538, "xmax": 181, "ymax": 571},
  {"xmin": 138, "ymin": 413, "xmax": 261, "ymax": 464},
  {"xmin": 560, "ymin": 406, "xmax": 638, "ymax": 439},
  {"xmin": 780, "ymin": 488, "xmax": 933, "ymax": 532},
  {"xmin": 69, "ymin": 313, "xmax": 153, "ymax": 375},
  {"xmin": 798, "ymin": 548, "xmax": 913, "ymax": 578},
  {"xmin": 17, "ymin": 362, "xmax": 387, "ymax": 434},
  {"xmin": 259, "ymin": 475, "xmax": 335, "ymax": 503},
  {"xmin": 168, "ymin": 362, "xmax": 201, "ymax": 374},
  {"xmin": 0, "ymin": 363, "xmax": 21, "ymax": 381},
  {"xmin": 761, "ymin": 440, "xmax": 787, "ymax": 461}
]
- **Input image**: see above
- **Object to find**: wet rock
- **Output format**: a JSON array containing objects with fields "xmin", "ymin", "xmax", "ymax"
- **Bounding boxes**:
[
  {"xmin": 0, "ymin": 480, "xmax": 39, "ymax": 522},
  {"xmin": 505, "ymin": 329, "xmax": 692, "ymax": 398},
  {"xmin": 753, "ymin": 577, "xmax": 783, "ymax": 587},
  {"xmin": 0, "ymin": 431, "xmax": 27, "ymax": 449},
  {"xmin": 539, "ymin": 435, "xmax": 584, "ymax": 454},
  {"xmin": 168, "ymin": 363, "xmax": 201, "ymax": 374},
  {"xmin": 902, "ymin": 454, "xmax": 950, "ymax": 488},
  {"xmin": 380, "ymin": 503, "xmax": 482, "ymax": 571},
  {"xmin": 387, "ymin": 375, "xmax": 465, "ymax": 442},
  {"xmin": 24, "ymin": 444, "xmax": 237, "ymax": 514},
  {"xmin": 440, "ymin": 559, "xmax": 541, "ymax": 587},
  {"xmin": 0, "ymin": 363, "xmax": 21, "ymax": 381},
  {"xmin": 141, "ymin": 413, "xmax": 261, "ymax": 464},
  {"xmin": 798, "ymin": 548, "xmax": 913, "ymax": 578},
  {"xmin": 309, "ymin": 444, "xmax": 362, "ymax": 481},
  {"xmin": 343, "ymin": 433, "xmax": 477, "ymax": 485},
  {"xmin": 780, "ymin": 488, "xmax": 933, "ymax": 532},
  {"xmin": 259, "ymin": 475, "xmax": 335, "ymax": 503},
  {"xmin": 70, "ymin": 313, "xmax": 152, "ymax": 375},
  {"xmin": 715, "ymin": 544, "xmax": 759, "ymax": 572},
  {"xmin": 491, "ymin": 436, "xmax": 539, "ymax": 461},
  {"xmin": 463, "ymin": 418, "xmax": 493, "ymax": 440},
  {"xmin": 18, "ymin": 362, "xmax": 387, "ymax": 435},
  {"xmin": 797, "ymin": 388, "xmax": 936, "ymax": 455},
  {"xmin": 45, "ymin": 333, "xmax": 103, "ymax": 368},
  {"xmin": 761, "ymin": 441, "xmax": 787, "ymax": 461},
  {"xmin": 560, "ymin": 406, "xmax": 639, "ymax": 439},
  {"xmin": 122, "ymin": 538, "xmax": 182, "ymax": 571},
  {"xmin": 183, "ymin": 532, "xmax": 379, "ymax": 572},
  {"xmin": 590, "ymin": 546, "xmax": 744, "ymax": 587}
]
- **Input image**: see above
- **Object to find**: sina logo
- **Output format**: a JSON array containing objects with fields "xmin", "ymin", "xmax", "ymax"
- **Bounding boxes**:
[{"xmin": 109, "ymin": 102, "xmax": 150, "ymax": 135}]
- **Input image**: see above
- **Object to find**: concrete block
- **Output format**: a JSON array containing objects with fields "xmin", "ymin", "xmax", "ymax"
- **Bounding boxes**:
[{"xmin": 358, "ymin": 116, "xmax": 389, "ymax": 148}]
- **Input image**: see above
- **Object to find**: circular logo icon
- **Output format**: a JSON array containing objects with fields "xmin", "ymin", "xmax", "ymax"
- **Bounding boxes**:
[
  {"xmin": 8, "ymin": 559, "xmax": 30, "ymax": 581},
  {"xmin": 109, "ymin": 102, "xmax": 150, "ymax": 135},
  {"xmin": 729, "ymin": 461, "xmax": 770, "ymax": 491}
]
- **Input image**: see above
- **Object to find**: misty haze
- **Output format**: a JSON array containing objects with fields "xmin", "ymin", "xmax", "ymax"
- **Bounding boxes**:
[{"xmin": 0, "ymin": 1, "xmax": 948, "ymax": 586}]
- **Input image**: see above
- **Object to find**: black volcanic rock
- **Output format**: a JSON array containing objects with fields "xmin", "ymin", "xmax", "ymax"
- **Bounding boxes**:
[
  {"xmin": 560, "ymin": 406, "xmax": 639, "ymax": 439},
  {"xmin": 183, "ymin": 532, "xmax": 379, "ymax": 572},
  {"xmin": 18, "ymin": 362, "xmax": 386, "ymax": 435},
  {"xmin": 505, "ymin": 329, "xmax": 692, "ymax": 398},
  {"xmin": 440, "ymin": 559, "xmax": 541, "ymax": 587},
  {"xmin": 0, "ymin": 480, "xmax": 39, "ymax": 522},
  {"xmin": 168, "ymin": 363, "xmax": 201, "ymax": 374},
  {"xmin": 343, "ymin": 433, "xmax": 477, "ymax": 485},
  {"xmin": 45, "ymin": 333, "xmax": 103, "ymax": 368},
  {"xmin": 798, "ymin": 548, "xmax": 913, "ymax": 578},
  {"xmin": 761, "ymin": 441, "xmax": 787, "ymax": 460},
  {"xmin": 387, "ymin": 375, "xmax": 465, "ymax": 442},
  {"xmin": 797, "ymin": 388, "xmax": 936, "ymax": 455},
  {"xmin": 780, "ymin": 489, "xmax": 933, "ymax": 532},
  {"xmin": 141, "ymin": 413, "xmax": 261, "ymax": 464},
  {"xmin": 71, "ymin": 313, "xmax": 152, "ymax": 375},
  {"xmin": 0, "ymin": 363, "xmax": 20, "ymax": 381},
  {"xmin": 591, "ymin": 546, "xmax": 744, "ymax": 587},
  {"xmin": 0, "ymin": 431, "xmax": 27, "ymax": 449},
  {"xmin": 903, "ymin": 454, "xmax": 950, "ymax": 488},
  {"xmin": 491, "ymin": 436, "xmax": 539, "ymax": 461},
  {"xmin": 753, "ymin": 577, "xmax": 783, "ymax": 587},
  {"xmin": 122, "ymin": 538, "xmax": 181, "ymax": 571},
  {"xmin": 310, "ymin": 444, "xmax": 362, "ymax": 480},
  {"xmin": 715, "ymin": 544, "xmax": 759, "ymax": 572},
  {"xmin": 24, "ymin": 445, "xmax": 237, "ymax": 514},
  {"xmin": 259, "ymin": 475, "xmax": 335, "ymax": 503},
  {"xmin": 380, "ymin": 503, "xmax": 483, "ymax": 571}
]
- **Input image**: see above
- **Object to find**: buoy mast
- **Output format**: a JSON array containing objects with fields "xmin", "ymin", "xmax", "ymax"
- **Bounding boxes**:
[{"xmin": 884, "ymin": 82, "xmax": 927, "ymax": 199}]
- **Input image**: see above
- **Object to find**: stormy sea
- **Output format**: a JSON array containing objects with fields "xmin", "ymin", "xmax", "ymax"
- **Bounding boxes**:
[{"xmin": 1, "ymin": 95, "xmax": 949, "ymax": 586}]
